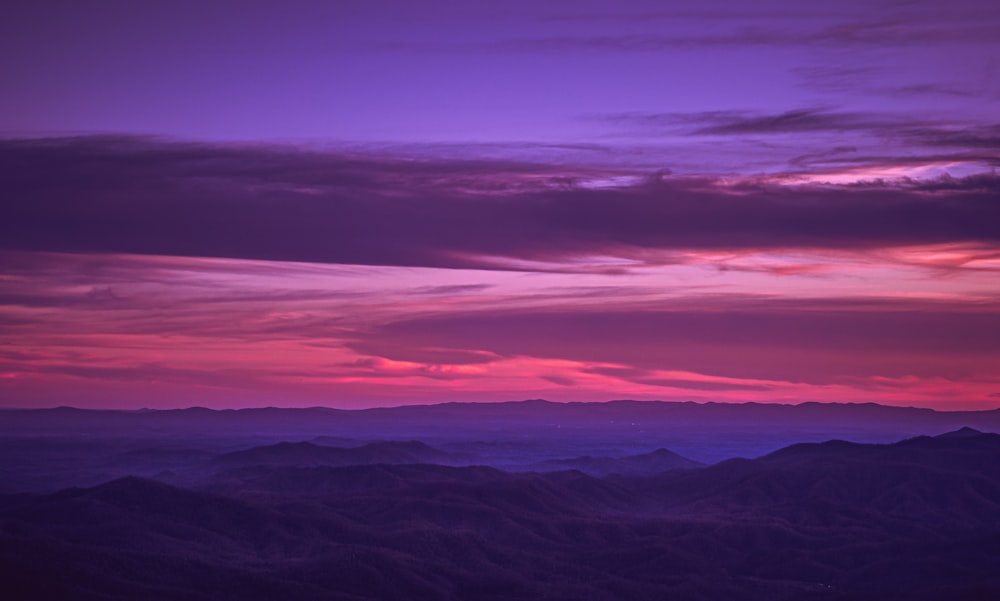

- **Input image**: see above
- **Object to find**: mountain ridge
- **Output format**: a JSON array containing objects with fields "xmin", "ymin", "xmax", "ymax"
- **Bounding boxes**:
[
  {"xmin": 3, "ymin": 429, "xmax": 1000, "ymax": 600},
  {"xmin": 6, "ymin": 398, "xmax": 1000, "ymax": 414}
]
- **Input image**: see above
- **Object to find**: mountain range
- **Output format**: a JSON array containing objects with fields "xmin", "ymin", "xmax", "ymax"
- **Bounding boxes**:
[{"xmin": 1, "ymin": 409, "xmax": 998, "ymax": 600}]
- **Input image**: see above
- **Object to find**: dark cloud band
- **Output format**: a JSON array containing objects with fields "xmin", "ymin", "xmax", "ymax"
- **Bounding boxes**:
[{"xmin": 2, "ymin": 136, "xmax": 999, "ymax": 271}]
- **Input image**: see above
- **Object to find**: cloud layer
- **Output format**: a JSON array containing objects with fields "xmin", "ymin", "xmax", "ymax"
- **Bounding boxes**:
[
  {"xmin": 1, "ymin": 135, "xmax": 999, "ymax": 409},
  {"xmin": 2, "ymin": 137, "xmax": 999, "ymax": 274}
]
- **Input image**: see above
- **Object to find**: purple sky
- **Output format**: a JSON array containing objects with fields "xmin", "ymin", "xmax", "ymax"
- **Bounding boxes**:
[{"xmin": 1, "ymin": 0, "xmax": 999, "ymax": 409}]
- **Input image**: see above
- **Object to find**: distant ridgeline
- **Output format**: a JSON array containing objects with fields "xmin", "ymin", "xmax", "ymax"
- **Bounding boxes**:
[
  {"xmin": 1, "ymin": 423, "xmax": 999, "ymax": 600},
  {"xmin": 3, "ymin": 400, "xmax": 999, "ymax": 464}
]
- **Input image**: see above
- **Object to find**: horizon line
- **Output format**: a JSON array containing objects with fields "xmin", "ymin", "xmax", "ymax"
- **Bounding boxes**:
[{"xmin": 2, "ymin": 398, "xmax": 997, "ymax": 414}]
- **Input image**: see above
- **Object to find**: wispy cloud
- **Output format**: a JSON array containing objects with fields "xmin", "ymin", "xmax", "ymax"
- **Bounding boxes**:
[
  {"xmin": 602, "ymin": 107, "xmax": 922, "ymax": 137},
  {"xmin": 595, "ymin": 108, "xmax": 999, "ymax": 177},
  {"xmin": 3, "ymin": 247, "xmax": 998, "ymax": 408},
  {"xmin": 358, "ymin": 297, "xmax": 1000, "ymax": 385},
  {"xmin": 420, "ymin": 15, "xmax": 1000, "ymax": 54},
  {"xmin": 684, "ymin": 108, "xmax": 905, "ymax": 136},
  {"xmin": 2, "ymin": 136, "xmax": 999, "ymax": 274}
]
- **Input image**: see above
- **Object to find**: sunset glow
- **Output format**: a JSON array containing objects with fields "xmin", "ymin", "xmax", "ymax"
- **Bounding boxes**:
[{"xmin": 2, "ymin": 0, "xmax": 999, "ymax": 409}]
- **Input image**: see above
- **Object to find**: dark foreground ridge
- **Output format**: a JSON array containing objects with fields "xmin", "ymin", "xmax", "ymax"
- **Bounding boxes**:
[{"xmin": 1, "ymin": 427, "xmax": 999, "ymax": 600}]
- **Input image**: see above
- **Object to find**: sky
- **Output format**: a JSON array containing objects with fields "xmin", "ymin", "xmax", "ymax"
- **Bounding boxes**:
[{"xmin": 1, "ymin": 0, "xmax": 999, "ymax": 409}]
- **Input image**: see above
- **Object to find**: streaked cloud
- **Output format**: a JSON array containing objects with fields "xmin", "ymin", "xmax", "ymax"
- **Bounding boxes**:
[{"xmin": 2, "ymin": 137, "xmax": 998, "ymax": 275}]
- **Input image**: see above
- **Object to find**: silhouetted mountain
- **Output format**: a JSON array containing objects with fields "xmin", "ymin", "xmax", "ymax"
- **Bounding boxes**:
[
  {"xmin": 5, "ymin": 401, "xmax": 1000, "ymax": 464},
  {"xmin": 0, "ymin": 437, "xmax": 230, "ymax": 493},
  {"xmin": 211, "ymin": 440, "xmax": 469, "ymax": 469},
  {"xmin": 625, "ymin": 428, "xmax": 1000, "ymax": 533},
  {"xmin": 525, "ymin": 447, "xmax": 703, "ymax": 476},
  {"xmin": 2, "ymin": 430, "xmax": 1000, "ymax": 600},
  {"xmin": 763, "ymin": 427, "xmax": 1000, "ymax": 477},
  {"xmin": 935, "ymin": 426, "xmax": 984, "ymax": 439}
]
